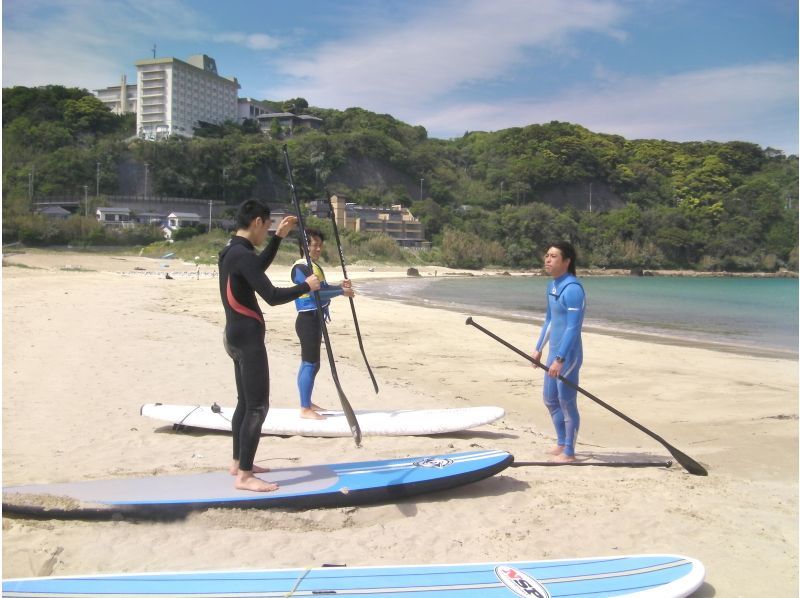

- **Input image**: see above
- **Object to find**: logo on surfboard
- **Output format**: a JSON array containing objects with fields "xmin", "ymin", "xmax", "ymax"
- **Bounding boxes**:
[
  {"xmin": 495, "ymin": 566, "xmax": 550, "ymax": 598},
  {"xmin": 413, "ymin": 457, "xmax": 454, "ymax": 468}
]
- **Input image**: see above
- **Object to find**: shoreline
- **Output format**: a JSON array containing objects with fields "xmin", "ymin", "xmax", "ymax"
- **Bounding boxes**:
[
  {"xmin": 360, "ymin": 291, "xmax": 799, "ymax": 361},
  {"xmin": 4, "ymin": 246, "xmax": 798, "ymax": 278},
  {"xmin": 354, "ymin": 274, "xmax": 798, "ymax": 361}
]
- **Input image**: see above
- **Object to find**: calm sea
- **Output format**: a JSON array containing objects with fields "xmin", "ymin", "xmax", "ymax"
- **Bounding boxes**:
[{"xmin": 359, "ymin": 275, "xmax": 799, "ymax": 356}]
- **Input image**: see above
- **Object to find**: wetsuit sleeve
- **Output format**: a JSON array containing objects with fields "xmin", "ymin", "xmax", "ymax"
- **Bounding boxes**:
[
  {"xmin": 292, "ymin": 263, "xmax": 343, "ymax": 301},
  {"xmin": 256, "ymin": 234, "xmax": 282, "ymax": 270},
  {"xmin": 535, "ymin": 297, "xmax": 552, "ymax": 352},
  {"xmin": 317, "ymin": 287, "xmax": 345, "ymax": 301},
  {"xmin": 555, "ymin": 284, "xmax": 585, "ymax": 357},
  {"xmin": 291, "ymin": 263, "xmax": 312, "ymax": 285},
  {"xmin": 242, "ymin": 254, "xmax": 310, "ymax": 306}
]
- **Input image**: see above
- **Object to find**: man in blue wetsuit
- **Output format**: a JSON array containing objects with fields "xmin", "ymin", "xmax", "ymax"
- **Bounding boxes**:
[
  {"xmin": 290, "ymin": 228, "xmax": 354, "ymax": 420},
  {"xmin": 532, "ymin": 241, "xmax": 586, "ymax": 463},
  {"xmin": 219, "ymin": 200, "xmax": 320, "ymax": 492}
]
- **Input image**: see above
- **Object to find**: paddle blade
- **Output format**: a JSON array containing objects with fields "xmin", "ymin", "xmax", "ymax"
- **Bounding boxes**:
[{"xmin": 666, "ymin": 446, "xmax": 708, "ymax": 476}]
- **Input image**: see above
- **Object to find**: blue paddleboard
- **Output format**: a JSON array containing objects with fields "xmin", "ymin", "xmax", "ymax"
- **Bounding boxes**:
[
  {"xmin": 1, "ymin": 450, "xmax": 512, "ymax": 517},
  {"xmin": 2, "ymin": 554, "xmax": 705, "ymax": 597}
]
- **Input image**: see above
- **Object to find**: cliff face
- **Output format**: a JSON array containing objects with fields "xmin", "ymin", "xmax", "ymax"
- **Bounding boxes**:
[
  {"xmin": 328, "ymin": 155, "xmax": 419, "ymax": 198},
  {"xmin": 539, "ymin": 181, "xmax": 624, "ymax": 212},
  {"xmin": 116, "ymin": 151, "xmax": 623, "ymax": 212}
]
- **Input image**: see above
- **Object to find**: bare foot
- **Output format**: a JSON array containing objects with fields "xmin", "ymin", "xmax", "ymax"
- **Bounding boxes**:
[
  {"xmin": 547, "ymin": 445, "xmax": 564, "ymax": 456},
  {"xmin": 235, "ymin": 472, "xmax": 279, "ymax": 492},
  {"xmin": 551, "ymin": 453, "xmax": 577, "ymax": 463},
  {"xmin": 300, "ymin": 407, "xmax": 325, "ymax": 420},
  {"xmin": 311, "ymin": 403, "xmax": 328, "ymax": 412},
  {"xmin": 230, "ymin": 460, "xmax": 270, "ymax": 475}
]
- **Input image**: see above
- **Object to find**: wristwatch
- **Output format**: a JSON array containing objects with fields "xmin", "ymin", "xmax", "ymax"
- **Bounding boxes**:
[{"xmin": 555, "ymin": 356, "xmax": 565, "ymax": 363}]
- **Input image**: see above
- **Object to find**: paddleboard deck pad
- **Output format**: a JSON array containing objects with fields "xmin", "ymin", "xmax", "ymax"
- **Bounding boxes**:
[
  {"xmin": 140, "ymin": 403, "xmax": 505, "ymax": 437},
  {"xmin": 2, "ymin": 554, "xmax": 705, "ymax": 597},
  {"xmin": 2, "ymin": 450, "xmax": 512, "ymax": 518}
]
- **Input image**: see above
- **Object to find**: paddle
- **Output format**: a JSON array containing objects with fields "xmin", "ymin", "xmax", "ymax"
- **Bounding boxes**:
[
  {"xmin": 465, "ymin": 317, "xmax": 708, "ymax": 476},
  {"xmin": 325, "ymin": 190, "xmax": 379, "ymax": 394},
  {"xmin": 283, "ymin": 146, "xmax": 362, "ymax": 446}
]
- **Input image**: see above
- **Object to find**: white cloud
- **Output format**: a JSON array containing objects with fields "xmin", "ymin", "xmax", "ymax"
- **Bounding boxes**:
[
  {"xmin": 2, "ymin": 0, "xmax": 278, "ymax": 88},
  {"xmin": 266, "ymin": 0, "xmax": 626, "ymax": 111},
  {"xmin": 261, "ymin": 0, "xmax": 797, "ymax": 152},
  {"xmin": 211, "ymin": 33, "xmax": 280, "ymax": 51},
  {"xmin": 418, "ymin": 61, "xmax": 799, "ymax": 152}
]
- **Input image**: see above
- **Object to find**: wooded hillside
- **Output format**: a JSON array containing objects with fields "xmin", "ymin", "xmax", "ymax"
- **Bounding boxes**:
[{"xmin": 3, "ymin": 85, "xmax": 797, "ymax": 271}]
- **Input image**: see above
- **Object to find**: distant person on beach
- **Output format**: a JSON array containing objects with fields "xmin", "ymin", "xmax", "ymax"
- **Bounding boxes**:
[
  {"xmin": 291, "ymin": 228, "xmax": 354, "ymax": 420},
  {"xmin": 219, "ymin": 200, "xmax": 320, "ymax": 492},
  {"xmin": 531, "ymin": 241, "xmax": 586, "ymax": 463}
]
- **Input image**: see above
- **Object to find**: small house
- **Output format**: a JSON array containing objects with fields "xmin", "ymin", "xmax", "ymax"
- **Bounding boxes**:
[{"xmin": 96, "ymin": 207, "xmax": 132, "ymax": 226}]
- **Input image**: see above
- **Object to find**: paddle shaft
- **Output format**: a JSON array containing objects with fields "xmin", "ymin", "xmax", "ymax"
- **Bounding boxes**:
[
  {"xmin": 283, "ymin": 146, "xmax": 361, "ymax": 446},
  {"xmin": 465, "ymin": 317, "xmax": 708, "ymax": 476},
  {"xmin": 325, "ymin": 191, "xmax": 379, "ymax": 394}
]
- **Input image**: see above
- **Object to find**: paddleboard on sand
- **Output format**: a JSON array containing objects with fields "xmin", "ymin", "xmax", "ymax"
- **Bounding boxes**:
[
  {"xmin": 2, "ymin": 554, "xmax": 705, "ymax": 597},
  {"xmin": 140, "ymin": 402, "xmax": 505, "ymax": 437},
  {"xmin": 1, "ymin": 450, "xmax": 512, "ymax": 517}
]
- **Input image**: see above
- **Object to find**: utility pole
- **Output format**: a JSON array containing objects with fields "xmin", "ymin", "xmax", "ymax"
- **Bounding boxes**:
[
  {"xmin": 144, "ymin": 163, "xmax": 149, "ymax": 201},
  {"xmin": 208, "ymin": 200, "xmax": 213, "ymax": 233},
  {"xmin": 29, "ymin": 165, "xmax": 35, "ymax": 204},
  {"xmin": 419, "ymin": 178, "xmax": 424, "ymax": 201},
  {"xmin": 589, "ymin": 182, "xmax": 593, "ymax": 213},
  {"xmin": 96, "ymin": 162, "xmax": 101, "ymax": 198}
]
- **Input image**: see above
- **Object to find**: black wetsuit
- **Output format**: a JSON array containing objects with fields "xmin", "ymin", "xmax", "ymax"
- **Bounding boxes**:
[{"xmin": 218, "ymin": 235, "xmax": 309, "ymax": 471}]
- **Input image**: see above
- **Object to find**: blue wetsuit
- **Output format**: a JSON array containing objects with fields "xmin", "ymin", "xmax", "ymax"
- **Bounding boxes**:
[
  {"xmin": 291, "ymin": 259, "xmax": 345, "ymax": 409},
  {"xmin": 535, "ymin": 273, "xmax": 586, "ymax": 457}
]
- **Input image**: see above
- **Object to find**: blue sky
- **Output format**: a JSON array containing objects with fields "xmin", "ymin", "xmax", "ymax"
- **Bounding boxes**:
[{"xmin": 3, "ymin": 0, "xmax": 798, "ymax": 153}]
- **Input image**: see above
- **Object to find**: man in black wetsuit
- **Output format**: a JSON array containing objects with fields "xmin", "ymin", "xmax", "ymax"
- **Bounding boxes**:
[{"xmin": 219, "ymin": 200, "xmax": 320, "ymax": 492}]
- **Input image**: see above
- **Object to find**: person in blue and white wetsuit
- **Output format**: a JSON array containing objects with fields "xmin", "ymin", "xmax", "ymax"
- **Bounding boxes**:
[
  {"xmin": 291, "ymin": 228, "xmax": 354, "ymax": 420},
  {"xmin": 532, "ymin": 241, "xmax": 586, "ymax": 463}
]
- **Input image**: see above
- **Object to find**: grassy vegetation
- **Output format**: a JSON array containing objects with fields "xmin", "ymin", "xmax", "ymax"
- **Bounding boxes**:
[{"xmin": 137, "ymin": 229, "xmax": 443, "ymax": 269}]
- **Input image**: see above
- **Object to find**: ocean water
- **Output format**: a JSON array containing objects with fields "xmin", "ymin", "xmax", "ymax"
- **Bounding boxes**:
[{"xmin": 359, "ymin": 275, "xmax": 799, "ymax": 356}]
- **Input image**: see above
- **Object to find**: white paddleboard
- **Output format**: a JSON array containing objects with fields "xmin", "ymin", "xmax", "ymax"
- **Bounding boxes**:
[{"xmin": 140, "ymin": 403, "xmax": 505, "ymax": 437}]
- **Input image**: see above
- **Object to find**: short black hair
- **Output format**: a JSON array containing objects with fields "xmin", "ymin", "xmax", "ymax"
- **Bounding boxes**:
[
  {"xmin": 550, "ymin": 241, "xmax": 577, "ymax": 275},
  {"xmin": 298, "ymin": 227, "xmax": 324, "ymax": 256},
  {"xmin": 235, "ymin": 200, "xmax": 271, "ymax": 229}
]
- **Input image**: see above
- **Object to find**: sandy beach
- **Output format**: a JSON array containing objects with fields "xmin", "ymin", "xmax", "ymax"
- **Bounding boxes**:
[{"xmin": 2, "ymin": 250, "xmax": 797, "ymax": 596}]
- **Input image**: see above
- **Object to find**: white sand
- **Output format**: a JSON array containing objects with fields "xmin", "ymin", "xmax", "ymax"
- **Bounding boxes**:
[{"xmin": 2, "ymin": 251, "xmax": 797, "ymax": 596}]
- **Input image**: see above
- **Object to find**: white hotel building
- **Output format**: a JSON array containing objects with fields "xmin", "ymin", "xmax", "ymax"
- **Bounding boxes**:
[{"xmin": 96, "ymin": 54, "xmax": 240, "ymax": 139}]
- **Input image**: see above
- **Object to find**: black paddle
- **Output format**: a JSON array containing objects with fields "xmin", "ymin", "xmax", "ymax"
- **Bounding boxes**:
[
  {"xmin": 465, "ymin": 316, "xmax": 708, "ymax": 476},
  {"xmin": 283, "ymin": 146, "xmax": 362, "ymax": 446},
  {"xmin": 325, "ymin": 190, "xmax": 379, "ymax": 394}
]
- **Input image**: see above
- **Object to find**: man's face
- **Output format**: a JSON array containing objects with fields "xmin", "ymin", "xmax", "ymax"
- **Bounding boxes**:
[
  {"xmin": 544, "ymin": 247, "xmax": 569, "ymax": 277},
  {"xmin": 252, "ymin": 216, "xmax": 272, "ymax": 246},
  {"xmin": 308, "ymin": 235, "xmax": 323, "ymax": 261}
]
